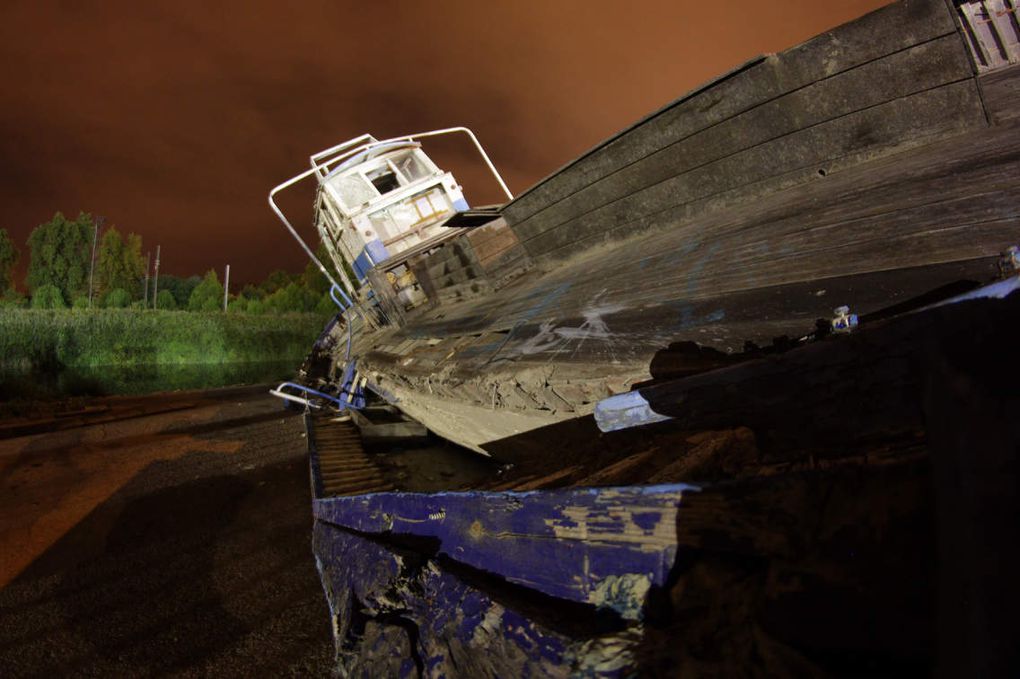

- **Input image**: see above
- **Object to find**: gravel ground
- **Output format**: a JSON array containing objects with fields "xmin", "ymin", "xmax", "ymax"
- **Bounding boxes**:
[{"xmin": 0, "ymin": 392, "xmax": 335, "ymax": 677}]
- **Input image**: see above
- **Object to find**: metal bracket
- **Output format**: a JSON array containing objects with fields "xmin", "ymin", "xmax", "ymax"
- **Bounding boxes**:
[{"xmin": 831, "ymin": 305, "xmax": 859, "ymax": 334}]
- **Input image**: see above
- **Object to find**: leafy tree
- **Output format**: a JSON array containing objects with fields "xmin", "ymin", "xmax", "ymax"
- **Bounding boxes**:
[
  {"xmin": 262, "ymin": 282, "xmax": 317, "ymax": 314},
  {"xmin": 305, "ymin": 243, "xmax": 356, "ymax": 296},
  {"xmin": 103, "ymin": 288, "xmax": 131, "ymax": 308},
  {"xmin": 31, "ymin": 284, "xmax": 67, "ymax": 309},
  {"xmin": 187, "ymin": 269, "xmax": 224, "ymax": 311},
  {"xmin": 315, "ymin": 292, "xmax": 340, "ymax": 315},
  {"xmin": 239, "ymin": 283, "xmax": 263, "ymax": 301},
  {"xmin": 72, "ymin": 295, "xmax": 90, "ymax": 309},
  {"xmin": 258, "ymin": 269, "xmax": 294, "ymax": 296},
  {"xmin": 97, "ymin": 227, "xmax": 144, "ymax": 299},
  {"xmin": 26, "ymin": 212, "xmax": 94, "ymax": 302},
  {"xmin": 155, "ymin": 274, "xmax": 200, "ymax": 308},
  {"xmin": 0, "ymin": 228, "xmax": 19, "ymax": 294},
  {"xmin": 156, "ymin": 289, "xmax": 177, "ymax": 310}
]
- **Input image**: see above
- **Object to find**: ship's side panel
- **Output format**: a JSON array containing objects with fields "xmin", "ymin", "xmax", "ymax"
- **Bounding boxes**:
[
  {"xmin": 502, "ymin": 0, "xmax": 959, "ymax": 227},
  {"xmin": 524, "ymin": 78, "xmax": 985, "ymax": 261},
  {"xmin": 980, "ymin": 58, "xmax": 1020, "ymax": 120},
  {"xmin": 503, "ymin": 0, "xmax": 984, "ymax": 263},
  {"xmin": 463, "ymin": 218, "xmax": 531, "ymax": 288}
]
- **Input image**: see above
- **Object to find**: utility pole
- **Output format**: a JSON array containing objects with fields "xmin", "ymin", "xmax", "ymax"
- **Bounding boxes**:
[
  {"xmin": 223, "ymin": 264, "xmax": 230, "ymax": 312},
  {"xmin": 152, "ymin": 245, "xmax": 161, "ymax": 309},
  {"xmin": 87, "ymin": 215, "xmax": 104, "ymax": 308},
  {"xmin": 143, "ymin": 251, "xmax": 151, "ymax": 305}
]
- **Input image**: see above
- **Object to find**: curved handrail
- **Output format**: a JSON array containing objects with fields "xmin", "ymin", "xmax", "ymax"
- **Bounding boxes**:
[
  {"xmin": 329, "ymin": 283, "xmax": 354, "ymax": 360},
  {"xmin": 309, "ymin": 127, "xmax": 513, "ymax": 201},
  {"xmin": 269, "ymin": 382, "xmax": 345, "ymax": 409}
]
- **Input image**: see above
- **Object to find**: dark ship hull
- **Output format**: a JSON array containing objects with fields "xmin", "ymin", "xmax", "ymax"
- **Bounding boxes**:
[
  {"xmin": 332, "ymin": 0, "xmax": 1019, "ymax": 454},
  {"xmin": 293, "ymin": 1, "xmax": 1020, "ymax": 675}
]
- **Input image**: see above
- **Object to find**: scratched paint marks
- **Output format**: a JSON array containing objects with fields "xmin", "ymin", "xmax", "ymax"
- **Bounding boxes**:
[
  {"xmin": 512, "ymin": 290, "xmax": 627, "ymax": 364},
  {"xmin": 314, "ymin": 519, "xmax": 642, "ymax": 676},
  {"xmin": 313, "ymin": 484, "xmax": 695, "ymax": 617},
  {"xmin": 314, "ymin": 521, "xmax": 572, "ymax": 677}
]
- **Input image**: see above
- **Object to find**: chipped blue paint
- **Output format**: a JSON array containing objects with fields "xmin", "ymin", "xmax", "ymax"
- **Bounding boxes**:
[
  {"xmin": 314, "ymin": 522, "xmax": 604, "ymax": 676},
  {"xmin": 631, "ymin": 511, "xmax": 662, "ymax": 532},
  {"xmin": 313, "ymin": 484, "xmax": 695, "ymax": 617},
  {"xmin": 593, "ymin": 390, "xmax": 673, "ymax": 433}
]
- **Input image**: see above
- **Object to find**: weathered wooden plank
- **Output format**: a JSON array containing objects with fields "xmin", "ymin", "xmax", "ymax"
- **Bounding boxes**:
[
  {"xmin": 523, "ymin": 79, "xmax": 986, "ymax": 260},
  {"xmin": 407, "ymin": 257, "xmax": 439, "ymax": 308},
  {"xmin": 436, "ymin": 279, "xmax": 493, "ymax": 307},
  {"xmin": 461, "ymin": 217, "xmax": 512, "ymax": 247},
  {"xmin": 577, "ymin": 189, "xmax": 1019, "ymax": 311},
  {"xmin": 509, "ymin": 465, "xmax": 583, "ymax": 490},
  {"xmin": 979, "ymin": 62, "xmax": 1020, "ymax": 121},
  {"xmin": 517, "ymin": 108, "xmax": 1013, "ymax": 297},
  {"xmin": 381, "ymin": 113, "xmax": 1019, "ymax": 354},
  {"xmin": 518, "ymin": 123, "xmax": 1019, "ymax": 309},
  {"xmin": 433, "ymin": 266, "xmax": 486, "ymax": 289},
  {"xmin": 365, "ymin": 267, "xmax": 406, "ymax": 326},
  {"xmin": 503, "ymin": 0, "xmax": 958, "ymax": 227},
  {"xmin": 314, "ymin": 484, "xmax": 695, "ymax": 618},
  {"xmin": 477, "ymin": 244, "xmax": 528, "ymax": 275},
  {"xmin": 467, "ymin": 225, "xmax": 520, "ymax": 262},
  {"xmin": 512, "ymin": 34, "xmax": 974, "ymax": 246}
]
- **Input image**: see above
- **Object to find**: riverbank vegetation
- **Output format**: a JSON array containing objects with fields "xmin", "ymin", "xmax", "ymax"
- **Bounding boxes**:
[
  {"xmin": 1, "ymin": 213, "xmax": 352, "ymax": 382},
  {"xmin": 0, "ymin": 308, "xmax": 331, "ymax": 370},
  {"xmin": 1, "ymin": 212, "xmax": 353, "ymax": 315}
]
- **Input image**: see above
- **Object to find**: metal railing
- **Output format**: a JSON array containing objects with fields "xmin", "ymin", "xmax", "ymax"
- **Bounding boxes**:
[
  {"xmin": 267, "ymin": 126, "xmax": 512, "ymax": 333},
  {"xmin": 307, "ymin": 128, "xmax": 513, "ymax": 201}
]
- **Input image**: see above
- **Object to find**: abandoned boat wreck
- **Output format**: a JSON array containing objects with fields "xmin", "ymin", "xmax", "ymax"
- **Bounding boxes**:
[{"xmin": 269, "ymin": 0, "xmax": 1020, "ymax": 674}]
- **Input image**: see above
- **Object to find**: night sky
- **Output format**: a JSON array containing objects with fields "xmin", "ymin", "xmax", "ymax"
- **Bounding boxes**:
[{"xmin": 1, "ymin": 0, "xmax": 888, "ymax": 285}]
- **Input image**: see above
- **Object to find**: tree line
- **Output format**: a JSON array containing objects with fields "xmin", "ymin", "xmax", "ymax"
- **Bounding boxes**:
[{"xmin": 0, "ymin": 212, "xmax": 349, "ymax": 315}]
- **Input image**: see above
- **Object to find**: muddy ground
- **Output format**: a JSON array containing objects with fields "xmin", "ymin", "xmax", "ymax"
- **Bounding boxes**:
[{"xmin": 0, "ymin": 387, "xmax": 335, "ymax": 677}]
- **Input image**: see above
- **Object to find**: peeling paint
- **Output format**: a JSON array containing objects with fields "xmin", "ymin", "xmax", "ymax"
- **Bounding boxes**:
[{"xmin": 588, "ymin": 574, "xmax": 653, "ymax": 621}]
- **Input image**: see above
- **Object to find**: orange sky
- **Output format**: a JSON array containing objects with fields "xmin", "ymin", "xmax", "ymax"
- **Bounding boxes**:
[{"xmin": 0, "ymin": 0, "xmax": 890, "ymax": 285}]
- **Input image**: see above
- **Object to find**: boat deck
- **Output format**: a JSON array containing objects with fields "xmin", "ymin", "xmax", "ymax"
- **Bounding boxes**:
[{"xmin": 364, "ymin": 66, "xmax": 1018, "ymax": 387}]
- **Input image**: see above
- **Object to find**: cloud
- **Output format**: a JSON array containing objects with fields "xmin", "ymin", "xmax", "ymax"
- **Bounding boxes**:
[{"xmin": 0, "ymin": 0, "xmax": 889, "ymax": 284}]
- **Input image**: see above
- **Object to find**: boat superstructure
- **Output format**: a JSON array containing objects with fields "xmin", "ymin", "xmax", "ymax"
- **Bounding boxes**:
[{"xmin": 270, "ymin": 128, "xmax": 512, "ymax": 317}]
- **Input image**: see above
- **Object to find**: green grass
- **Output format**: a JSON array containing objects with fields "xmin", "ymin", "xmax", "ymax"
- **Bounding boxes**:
[{"xmin": 0, "ymin": 308, "xmax": 331, "ymax": 369}]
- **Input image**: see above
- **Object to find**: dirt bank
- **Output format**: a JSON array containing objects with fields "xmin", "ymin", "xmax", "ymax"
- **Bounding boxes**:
[{"xmin": 0, "ymin": 389, "xmax": 334, "ymax": 677}]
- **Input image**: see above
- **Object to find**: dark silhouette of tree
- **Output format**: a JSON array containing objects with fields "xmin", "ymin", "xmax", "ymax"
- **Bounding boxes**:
[
  {"xmin": 26, "ymin": 211, "xmax": 94, "ymax": 304},
  {"xmin": 156, "ymin": 274, "xmax": 201, "ymax": 308},
  {"xmin": 155, "ymin": 289, "xmax": 177, "ymax": 310},
  {"xmin": 0, "ymin": 228, "xmax": 19, "ymax": 294},
  {"xmin": 258, "ymin": 269, "xmax": 294, "ymax": 296},
  {"xmin": 188, "ymin": 269, "xmax": 224, "ymax": 311},
  {"xmin": 97, "ymin": 227, "xmax": 144, "ymax": 299},
  {"xmin": 30, "ymin": 284, "xmax": 67, "ymax": 309},
  {"xmin": 102, "ymin": 288, "xmax": 131, "ymax": 308}
]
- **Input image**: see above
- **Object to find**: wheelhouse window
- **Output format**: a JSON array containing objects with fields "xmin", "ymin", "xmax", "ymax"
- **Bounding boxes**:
[
  {"xmin": 395, "ymin": 152, "xmax": 431, "ymax": 183},
  {"xmin": 368, "ymin": 167, "xmax": 400, "ymax": 194},
  {"xmin": 336, "ymin": 174, "xmax": 376, "ymax": 210}
]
